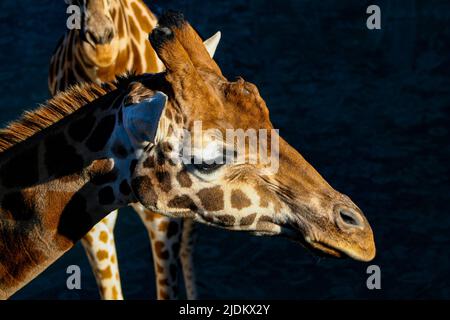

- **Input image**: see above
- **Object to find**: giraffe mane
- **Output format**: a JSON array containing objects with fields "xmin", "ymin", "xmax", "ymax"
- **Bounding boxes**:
[{"xmin": 0, "ymin": 76, "xmax": 135, "ymax": 153}]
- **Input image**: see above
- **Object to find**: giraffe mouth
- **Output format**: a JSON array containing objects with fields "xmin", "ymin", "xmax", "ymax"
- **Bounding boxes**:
[
  {"xmin": 279, "ymin": 224, "xmax": 344, "ymax": 259},
  {"xmin": 302, "ymin": 237, "xmax": 343, "ymax": 258}
]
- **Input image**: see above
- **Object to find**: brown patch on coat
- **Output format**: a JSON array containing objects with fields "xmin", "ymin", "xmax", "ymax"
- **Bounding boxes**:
[
  {"xmin": 100, "ymin": 266, "xmax": 113, "ymax": 279},
  {"xmin": 240, "ymin": 213, "xmax": 257, "ymax": 226},
  {"xmin": 158, "ymin": 221, "xmax": 169, "ymax": 232},
  {"xmin": 256, "ymin": 215, "xmax": 274, "ymax": 230},
  {"xmin": 217, "ymin": 215, "xmax": 236, "ymax": 226},
  {"xmin": 230, "ymin": 189, "xmax": 251, "ymax": 210},
  {"xmin": 176, "ymin": 170, "xmax": 192, "ymax": 188},
  {"xmin": 168, "ymin": 195, "xmax": 197, "ymax": 211},
  {"xmin": 112, "ymin": 286, "xmax": 119, "ymax": 299},
  {"xmin": 197, "ymin": 186, "xmax": 224, "ymax": 211},
  {"xmin": 154, "ymin": 241, "xmax": 169, "ymax": 260},
  {"xmin": 156, "ymin": 170, "xmax": 172, "ymax": 193},
  {"xmin": 96, "ymin": 250, "xmax": 109, "ymax": 261},
  {"xmin": 99, "ymin": 231, "xmax": 109, "ymax": 243}
]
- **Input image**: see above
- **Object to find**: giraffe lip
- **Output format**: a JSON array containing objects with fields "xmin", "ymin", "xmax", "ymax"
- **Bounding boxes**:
[
  {"xmin": 303, "ymin": 238, "xmax": 343, "ymax": 258},
  {"xmin": 280, "ymin": 224, "xmax": 344, "ymax": 258}
]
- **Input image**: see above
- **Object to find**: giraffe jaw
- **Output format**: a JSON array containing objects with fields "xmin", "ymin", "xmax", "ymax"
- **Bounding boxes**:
[
  {"xmin": 276, "ymin": 223, "xmax": 346, "ymax": 259},
  {"xmin": 280, "ymin": 223, "xmax": 376, "ymax": 262}
]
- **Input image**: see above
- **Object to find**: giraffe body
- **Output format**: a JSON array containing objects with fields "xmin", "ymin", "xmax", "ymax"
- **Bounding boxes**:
[{"xmin": 0, "ymin": 79, "xmax": 159, "ymax": 298}]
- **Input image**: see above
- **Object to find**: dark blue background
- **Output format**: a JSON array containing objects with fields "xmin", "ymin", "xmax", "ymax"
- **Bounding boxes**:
[{"xmin": 1, "ymin": 0, "xmax": 449, "ymax": 299}]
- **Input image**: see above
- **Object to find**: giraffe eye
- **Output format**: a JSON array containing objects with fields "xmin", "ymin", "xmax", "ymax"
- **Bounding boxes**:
[{"xmin": 192, "ymin": 162, "xmax": 224, "ymax": 174}]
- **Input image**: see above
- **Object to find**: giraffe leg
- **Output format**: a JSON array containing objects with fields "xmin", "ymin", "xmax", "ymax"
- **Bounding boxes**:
[
  {"xmin": 134, "ymin": 205, "xmax": 182, "ymax": 300},
  {"xmin": 180, "ymin": 218, "xmax": 198, "ymax": 300},
  {"xmin": 81, "ymin": 210, "xmax": 123, "ymax": 300}
]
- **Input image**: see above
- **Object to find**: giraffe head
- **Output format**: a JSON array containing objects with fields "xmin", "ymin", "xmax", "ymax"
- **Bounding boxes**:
[
  {"xmin": 127, "ymin": 12, "xmax": 376, "ymax": 262},
  {"xmin": 66, "ymin": 0, "xmax": 120, "ymax": 67}
]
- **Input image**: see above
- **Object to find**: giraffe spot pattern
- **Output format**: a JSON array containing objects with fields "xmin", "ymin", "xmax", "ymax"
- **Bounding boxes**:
[
  {"xmin": 165, "ymin": 107, "xmax": 173, "ymax": 120},
  {"xmin": 256, "ymin": 215, "xmax": 273, "ymax": 230},
  {"xmin": 156, "ymin": 147, "xmax": 166, "ymax": 166},
  {"xmin": 197, "ymin": 186, "xmax": 225, "ymax": 212},
  {"xmin": 58, "ymin": 193, "xmax": 91, "ymax": 243},
  {"xmin": 44, "ymin": 133, "xmax": 84, "ymax": 177},
  {"xmin": 100, "ymin": 266, "xmax": 113, "ymax": 279},
  {"xmin": 167, "ymin": 124, "xmax": 174, "ymax": 136},
  {"xmin": 112, "ymin": 142, "xmax": 128, "ymax": 158},
  {"xmin": 96, "ymin": 250, "xmax": 109, "ymax": 261},
  {"xmin": 91, "ymin": 169, "xmax": 118, "ymax": 186},
  {"xmin": 98, "ymin": 186, "xmax": 115, "ymax": 205},
  {"xmin": 67, "ymin": 113, "xmax": 96, "ymax": 142},
  {"xmin": 217, "ymin": 215, "xmax": 236, "ymax": 226},
  {"xmin": 2, "ymin": 192, "xmax": 33, "ymax": 220},
  {"xmin": 158, "ymin": 221, "xmax": 169, "ymax": 232},
  {"xmin": 156, "ymin": 171, "xmax": 171, "ymax": 192},
  {"xmin": 168, "ymin": 195, "xmax": 197, "ymax": 211},
  {"xmin": 85, "ymin": 114, "xmax": 116, "ymax": 152},
  {"xmin": 99, "ymin": 231, "xmax": 109, "ymax": 243},
  {"xmin": 112, "ymin": 286, "xmax": 119, "ymax": 299},
  {"xmin": 0, "ymin": 145, "xmax": 39, "ymax": 188},
  {"xmin": 84, "ymin": 233, "xmax": 94, "ymax": 245},
  {"xmin": 154, "ymin": 241, "xmax": 170, "ymax": 260},
  {"xmin": 119, "ymin": 179, "xmax": 131, "ymax": 196},
  {"xmin": 167, "ymin": 221, "xmax": 179, "ymax": 238},
  {"xmin": 176, "ymin": 170, "xmax": 192, "ymax": 188},
  {"xmin": 131, "ymin": 176, "xmax": 158, "ymax": 207},
  {"xmin": 241, "ymin": 213, "xmax": 257, "ymax": 226},
  {"xmin": 143, "ymin": 155, "xmax": 155, "ymax": 168},
  {"xmin": 159, "ymin": 290, "xmax": 169, "ymax": 299},
  {"xmin": 230, "ymin": 189, "xmax": 252, "ymax": 210}
]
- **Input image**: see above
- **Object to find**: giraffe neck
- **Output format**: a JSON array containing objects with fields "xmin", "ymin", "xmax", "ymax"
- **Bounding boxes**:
[
  {"xmin": 49, "ymin": 0, "xmax": 160, "ymax": 94},
  {"xmin": 0, "ymin": 84, "xmax": 140, "ymax": 299}
]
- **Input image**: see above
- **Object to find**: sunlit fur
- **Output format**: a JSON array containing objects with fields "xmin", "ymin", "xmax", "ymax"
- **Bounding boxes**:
[{"xmin": 131, "ymin": 12, "xmax": 376, "ymax": 262}]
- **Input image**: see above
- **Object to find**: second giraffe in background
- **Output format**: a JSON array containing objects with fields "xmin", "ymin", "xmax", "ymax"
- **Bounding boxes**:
[{"xmin": 48, "ymin": 0, "xmax": 220, "ymax": 300}]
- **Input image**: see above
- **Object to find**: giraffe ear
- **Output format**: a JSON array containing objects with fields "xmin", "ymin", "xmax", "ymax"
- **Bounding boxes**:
[
  {"xmin": 203, "ymin": 31, "xmax": 221, "ymax": 58},
  {"xmin": 122, "ymin": 91, "xmax": 167, "ymax": 147}
]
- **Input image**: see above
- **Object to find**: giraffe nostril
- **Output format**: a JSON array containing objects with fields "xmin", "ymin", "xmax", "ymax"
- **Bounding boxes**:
[
  {"xmin": 105, "ymin": 28, "xmax": 115, "ymax": 43},
  {"xmin": 84, "ymin": 28, "xmax": 114, "ymax": 45},
  {"xmin": 338, "ymin": 209, "xmax": 363, "ymax": 229},
  {"xmin": 85, "ymin": 30, "xmax": 99, "ymax": 45}
]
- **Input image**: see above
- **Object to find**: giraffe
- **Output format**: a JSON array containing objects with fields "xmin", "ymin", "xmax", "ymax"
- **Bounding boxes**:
[
  {"xmin": 137, "ymin": 11, "xmax": 375, "ymax": 263},
  {"xmin": 48, "ymin": 0, "xmax": 220, "ymax": 300},
  {"xmin": 0, "ymin": 11, "xmax": 376, "ymax": 300},
  {"xmin": 49, "ymin": 0, "xmax": 162, "ymax": 92}
]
